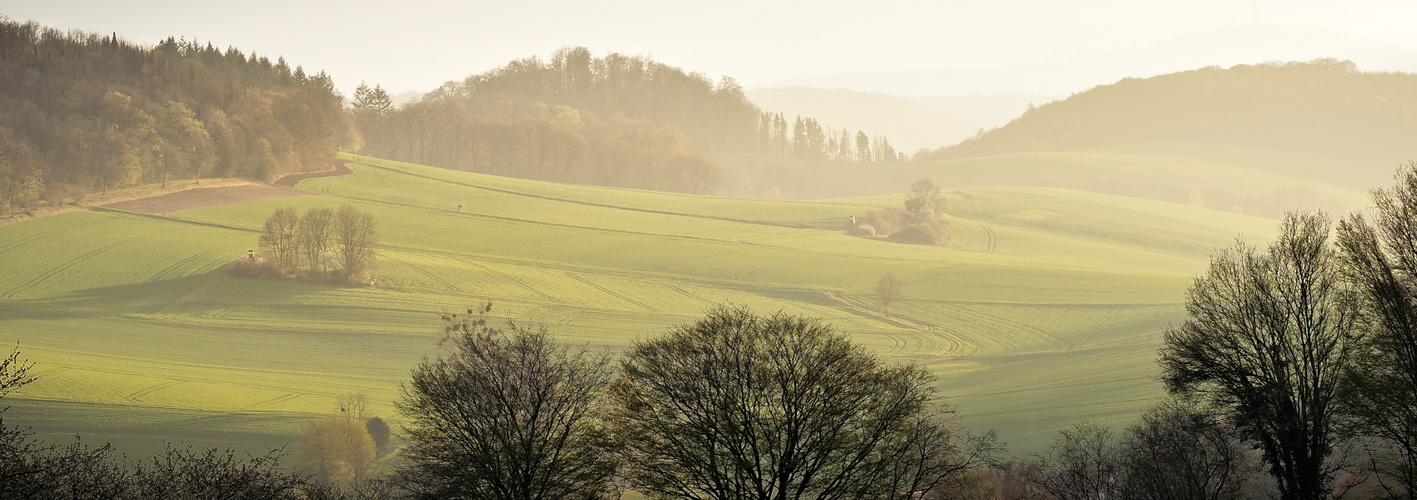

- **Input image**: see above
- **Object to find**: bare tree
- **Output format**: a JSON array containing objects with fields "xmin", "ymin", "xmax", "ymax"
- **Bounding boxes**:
[
  {"xmin": 258, "ymin": 207, "xmax": 300, "ymax": 275},
  {"xmin": 1159, "ymin": 211, "xmax": 1358, "ymax": 500},
  {"xmin": 396, "ymin": 304, "xmax": 618, "ymax": 500},
  {"xmin": 334, "ymin": 205, "xmax": 378, "ymax": 283},
  {"xmin": 1030, "ymin": 422, "xmax": 1122, "ymax": 500},
  {"xmin": 1118, "ymin": 401, "xmax": 1258, "ymax": 500},
  {"xmin": 876, "ymin": 272, "xmax": 902, "ymax": 317},
  {"xmin": 298, "ymin": 207, "xmax": 334, "ymax": 279},
  {"xmin": 1335, "ymin": 163, "xmax": 1417, "ymax": 499},
  {"xmin": 336, "ymin": 392, "xmax": 369, "ymax": 420},
  {"xmin": 608, "ymin": 304, "xmax": 997, "ymax": 500}
]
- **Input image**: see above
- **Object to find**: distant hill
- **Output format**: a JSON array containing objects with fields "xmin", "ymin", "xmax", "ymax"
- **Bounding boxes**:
[
  {"xmin": 924, "ymin": 61, "xmax": 1417, "ymax": 180},
  {"xmin": 763, "ymin": 25, "xmax": 1417, "ymax": 97}
]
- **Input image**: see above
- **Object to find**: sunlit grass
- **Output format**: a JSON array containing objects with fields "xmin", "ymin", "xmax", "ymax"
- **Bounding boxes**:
[{"xmin": 0, "ymin": 153, "xmax": 1279, "ymax": 454}]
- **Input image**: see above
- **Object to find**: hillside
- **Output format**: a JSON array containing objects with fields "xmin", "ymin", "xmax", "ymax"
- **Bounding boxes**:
[
  {"xmin": 925, "ymin": 61, "xmax": 1417, "ymax": 179},
  {"xmin": 0, "ymin": 18, "xmax": 354, "ymax": 215},
  {"xmin": 0, "ymin": 154, "xmax": 1276, "ymax": 456}
]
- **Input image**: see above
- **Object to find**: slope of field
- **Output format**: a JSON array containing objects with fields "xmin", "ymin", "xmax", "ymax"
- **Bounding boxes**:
[{"xmin": 0, "ymin": 153, "xmax": 1277, "ymax": 457}]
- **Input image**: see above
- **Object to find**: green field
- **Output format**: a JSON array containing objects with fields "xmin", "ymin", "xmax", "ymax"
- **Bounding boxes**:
[{"xmin": 0, "ymin": 152, "xmax": 1280, "ymax": 459}]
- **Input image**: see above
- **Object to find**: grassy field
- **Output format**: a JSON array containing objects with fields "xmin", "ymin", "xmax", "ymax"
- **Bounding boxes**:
[{"xmin": 0, "ymin": 152, "xmax": 1279, "ymax": 461}]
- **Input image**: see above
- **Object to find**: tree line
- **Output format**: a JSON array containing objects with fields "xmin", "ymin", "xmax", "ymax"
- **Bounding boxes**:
[
  {"xmin": 757, "ymin": 112, "xmax": 901, "ymax": 163},
  {"xmin": 350, "ymin": 46, "xmax": 901, "ymax": 195},
  {"xmin": 0, "ymin": 17, "xmax": 355, "ymax": 214}
]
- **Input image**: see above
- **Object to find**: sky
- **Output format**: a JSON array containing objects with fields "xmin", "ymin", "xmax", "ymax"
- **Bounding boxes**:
[{"xmin": 5, "ymin": 0, "xmax": 1417, "ymax": 97}]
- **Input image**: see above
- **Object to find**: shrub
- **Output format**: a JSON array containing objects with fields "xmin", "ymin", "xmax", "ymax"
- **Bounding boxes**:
[
  {"xmin": 889, "ymin": 219, "xmax": 951, "ymax": 246},
  {"xmin": 228, "ymin": 256, "xmax": 279, "ymax": 279}
]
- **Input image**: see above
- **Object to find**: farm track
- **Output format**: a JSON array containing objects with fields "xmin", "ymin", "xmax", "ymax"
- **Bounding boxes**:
[
  {"xmin": 567, "ymin": 273, "xmax": 660, "ymax": 312},
  {"xmin": 357, "ymin": 161, "xmax": 821, "ymax": 230},
  {"xmin": 273, "ymin": 161, "xmax": 352, "ymax": 187},
  {"xmin": 2, "ymin": 242, "xmax": 123, "ymax": 299}
]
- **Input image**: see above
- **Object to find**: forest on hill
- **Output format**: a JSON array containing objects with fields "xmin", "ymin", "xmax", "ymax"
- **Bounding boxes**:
[
  {"xmin": 0, "ymin": 18, "xmax": 356, "ymax": 213},
  {"xmin": 0, "ymin": 16, "xmax": 902, "ymax": 207},
  {"xmin": 921, "ymin": 60, "xmax": 1417, "ymax": 167},
  {"xmin": 352, "ymin": 46, "xmax": 902, "ymax": 195}
]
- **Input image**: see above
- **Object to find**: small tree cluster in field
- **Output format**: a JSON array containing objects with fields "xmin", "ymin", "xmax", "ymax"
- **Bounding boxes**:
[
  {"xmin": 854, "ymin": 178, "xmax": 951, "ymax": 246},
  {"xmin": 246, "ymin": 204, "xmax": 378, "ymax": 284}
]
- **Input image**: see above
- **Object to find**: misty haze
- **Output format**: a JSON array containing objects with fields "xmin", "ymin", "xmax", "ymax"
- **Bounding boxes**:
[{"xmin": 2, "ymin": 1, "xmax": 1417, "ymax": 498}]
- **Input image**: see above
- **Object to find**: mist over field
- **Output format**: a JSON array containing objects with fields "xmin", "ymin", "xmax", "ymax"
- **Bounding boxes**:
[{"xmin": 2, "ymin": 1, "xmax": 1417, "ymax": 497}]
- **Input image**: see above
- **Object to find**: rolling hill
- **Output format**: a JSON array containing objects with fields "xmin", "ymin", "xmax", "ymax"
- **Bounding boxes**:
[{"xmin": 0, "ymin": 153, "xmax": 1277, "ymax": 458}]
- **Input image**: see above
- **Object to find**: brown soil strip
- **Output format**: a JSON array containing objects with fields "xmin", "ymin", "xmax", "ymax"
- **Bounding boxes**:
[
  {"xmin": 274, "ymin": 161, "xmax": 352, "ymax": 187},
  {"xmin": 104, "ymin": 184, "xmax": 309, "ymax": 215}
]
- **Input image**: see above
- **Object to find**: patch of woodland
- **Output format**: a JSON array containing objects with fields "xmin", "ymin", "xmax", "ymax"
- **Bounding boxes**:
[
  {"xmin": 229, "ymin": 205, "xmax": 378, "ymax": 286},
  {"xmin": 0, "ymin": 17, "xmax": 356, "ymax": 215},
  {"xmin": 852, "ymin": 179, "xmax": 951, "ymax": 246},
  {"xmin": 350, "ymin": 46, "xmax": 902, "ymax": 196}
]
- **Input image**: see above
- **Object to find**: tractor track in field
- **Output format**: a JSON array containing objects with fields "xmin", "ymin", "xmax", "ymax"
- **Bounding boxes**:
[
  {"xmin": 323, "ymin": 191, "xmax": 765, "ymax": 248},
  {"xmin": 0, "ymin": 217, "xmax": 105, "ymax": 255},
  {"xmin": 386, "ymin": 255, "xmax": 463, "ymax": 293},
  {"xmin": 457, "ymin": 258, "xmax": 562, "ymax": 304},
  {"xmin": 145, "ymin": 250, "xmax": 221, "ymax": 283},
  {"xmin": 2, "ymin": 241, "xmax": 123, "ymax": 299},
  {"xmin": 126, "ymin": 379, "xmax": 187, "ymax": 403},
  {"xmin": 357, "ymin": 161, "xmax": 821, "ymax": 230},
  {"xmin": 663, "ymin": 283, "xmax": 713, "ymax": 305},
  {"xmin": 823, "ymin": 291, "xmax": 976, "ymax": 357},
  {"xmin": 567, "ymin": 273, "xmax": 660, "ymax": 313},
  {"xmin": 244, "ymin": 391, "xmax": 304, "ymax": 410},
  {"xmin": 980, "ymin": 224, "xmax": 997, "ymax": 252}
]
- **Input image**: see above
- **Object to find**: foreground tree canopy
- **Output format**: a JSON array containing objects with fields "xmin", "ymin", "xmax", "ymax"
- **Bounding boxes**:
[
  {"xmin": 396, "ymin": 304, "xmax": 619, "ymax": 500},
  {"xmin": 1160, "ymin": 212, "xmax": 1357, "ymax": 500},
  {"xmin": 607, "ymin": 304, "xmax": 996, "ymax": 500}
]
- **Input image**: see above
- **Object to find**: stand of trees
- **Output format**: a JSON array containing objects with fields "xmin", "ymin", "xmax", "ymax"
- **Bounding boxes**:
[
  {"xmin": 757, "ymin": 113, "xmax": 901, "ymax": 162},
  {"xmin": 0, "ymin": 17, "xmax": 355, "ymax": 214},
  {"xmin": 247, "ymin": 205, "xmax": 378, "ymax": 283},
  {"xmin": 854, "ymin": 179, "xmax": 951, "ymax": 245}
]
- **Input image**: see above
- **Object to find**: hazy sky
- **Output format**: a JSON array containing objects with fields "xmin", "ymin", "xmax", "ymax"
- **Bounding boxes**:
[{"xmin": 5, "ymin": 0, "xmax": 1416, "ymax": 96}]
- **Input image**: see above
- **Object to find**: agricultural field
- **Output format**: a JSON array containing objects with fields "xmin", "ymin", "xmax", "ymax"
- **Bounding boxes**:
[{"xmin": 0, "ymin": 152, "xmax": 1279, "ymax": 459}]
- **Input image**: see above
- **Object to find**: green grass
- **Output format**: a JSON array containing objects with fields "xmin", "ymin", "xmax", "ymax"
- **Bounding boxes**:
[{"xmin": 0, "ymin": 152, "xmax": 1281, "ymax": 460}]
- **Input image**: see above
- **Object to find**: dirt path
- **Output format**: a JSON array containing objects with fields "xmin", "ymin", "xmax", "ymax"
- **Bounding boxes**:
[
  {"xmin": 103, "ymin": 184, "xmax": 309, "ymax": 215},
  {"xmin": 274, "ymin": 161, "xmax": 352, "ymax": 187}
]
